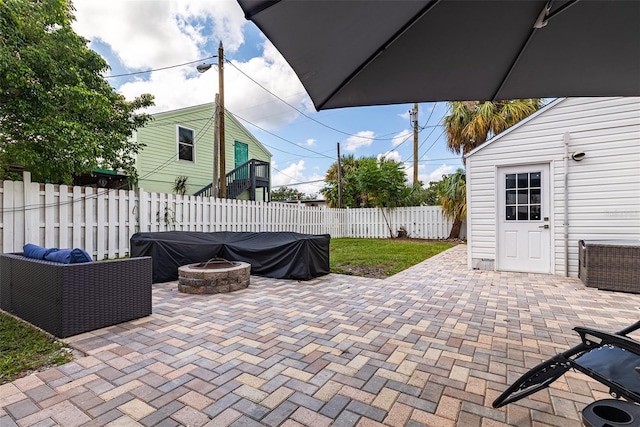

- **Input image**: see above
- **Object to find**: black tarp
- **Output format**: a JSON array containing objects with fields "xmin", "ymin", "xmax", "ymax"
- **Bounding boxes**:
[{"xmin": 130, "ymin": 231, "xmax": 330, "ymax": 283}]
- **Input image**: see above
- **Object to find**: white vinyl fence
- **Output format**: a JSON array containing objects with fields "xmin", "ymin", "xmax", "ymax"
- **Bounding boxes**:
[{"xmin": 1, "ymin": 174, "xmax": 453, "ymax": 259}]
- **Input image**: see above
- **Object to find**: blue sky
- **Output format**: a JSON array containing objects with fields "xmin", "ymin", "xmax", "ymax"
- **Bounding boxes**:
[{"xmin": 72, "ymin": 0, "xmax": 462, "ymax": 197}]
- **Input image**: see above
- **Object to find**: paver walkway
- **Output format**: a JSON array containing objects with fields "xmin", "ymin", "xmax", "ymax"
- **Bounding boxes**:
[{"xmin": 1, "ymin": 245, "xmax": 638, "ymax": 426}]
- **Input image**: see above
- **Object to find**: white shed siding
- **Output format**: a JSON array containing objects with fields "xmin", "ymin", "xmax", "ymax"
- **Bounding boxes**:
[{"xmin": 467, "ymin": 97, "xmax": 640, "ymax": 277}]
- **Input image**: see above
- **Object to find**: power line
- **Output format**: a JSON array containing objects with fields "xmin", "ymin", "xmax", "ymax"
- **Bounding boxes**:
[
  {"xmin": 271, "ymin": 179, "xmax": 325, "ymax": 189},
  {"xmin": 412, "ymin": 128, "xmax": 447, "ymax": 164},
  {"xmin": 229, "ymin": 111, "xmax": 335, "ymax": 160},
  {"xmin": 225, "ymin": 59, "xmax": 407, "ymax": 142},
  {"xmin": 139, "ymin": 116, "xmax": 214, "ymax": 178},
  {"xmin": 417, "ymin": 156, "xmax": 462, "ymax": 163},
  {"xmin": 270, "ymin": 165, "xmax": 308, "ymax": 186},
  {"xmin": 0, "ymin": 116, "xmax": 216, "ymax": 214},
  {"xmin": 104, "ymin": 56, "xmax": 217, "ymax": 78},
  {"xmin": 104, "ymin": 54, "xmax": 410, "ymax": 144}
]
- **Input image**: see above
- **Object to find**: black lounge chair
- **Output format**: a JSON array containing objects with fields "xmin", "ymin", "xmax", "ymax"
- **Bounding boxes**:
[{"xmin": 493, "ymin": 321, "xmax": 640, "ymax": 425}]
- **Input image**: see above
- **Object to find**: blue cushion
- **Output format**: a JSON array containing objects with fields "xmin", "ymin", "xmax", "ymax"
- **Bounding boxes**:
[
  {"xmin": 23, "ymin": 244, "xmax": 58, "ymax": 260},
  {"xmin": 23, "ymin": 244, "xmax": 92, "ymax": 264},
  {"xmin": 70, "ymin": 248, "xmax": 93, "ymax": 263},
  {"xmin": 44, "ymin": 249, "xmax": 72, "ymax": 264}
]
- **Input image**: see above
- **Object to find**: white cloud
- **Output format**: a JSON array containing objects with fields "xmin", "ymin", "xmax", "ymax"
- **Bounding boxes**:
[
  {"xmin": 425, "ymin": 164, "xmax": 456, "ymax": 184},
  {"xmin": 271, "ymin": 160, "xmax": 324, "ymax": 197},
  {"xmin": 305, "ymin": 139, "xmax": 316, "ymax": 147},
  {"xmin": 272, "ymin": 160, "xmax": 305, "ymax": 187},
  {"xmin": 223, "ymin": 42, "xmax": 311, "ymax": 129},
  {"xmin": 72, "ymin": 0, "xmax": 247, "ymax": 69},
  {"xmin": 344, "ymin": 131, "xmax": 375, "ymax": 152},
  {"xmin": 392, "ymin": 129, "xmax": 412, "ymax": 147},
  {"xmin": 378, "ymin": 151, "xmax": 401, "ymax": 163},
  {"xmin": 72, "ymin": 0, "xmax": 311, "ymax": 130}
]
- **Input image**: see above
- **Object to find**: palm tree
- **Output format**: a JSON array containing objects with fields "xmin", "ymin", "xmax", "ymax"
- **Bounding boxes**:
[
  {"xmin": 444, "ymin": 99, "xmax": 543, "ymax": 160},
  {"xmin": 438, "ymin": 168, "xmax": 466, "ymax": 239}
]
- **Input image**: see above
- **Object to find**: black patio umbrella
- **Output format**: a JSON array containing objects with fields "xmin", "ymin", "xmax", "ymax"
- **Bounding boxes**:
[{"xmin": 237, "ymin": 0, "xmax": 640, "ymax": 110}]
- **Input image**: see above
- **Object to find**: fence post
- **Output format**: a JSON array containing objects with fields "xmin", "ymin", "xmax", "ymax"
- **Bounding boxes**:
[
  {"xmin": 84, "ymin": 187, "xmax": 95, "ymax": 257},
  {"xmin": 3, "ymin": 180, "xmax": 15, "ymax": 253},
  {"xmin": 23, "ymin": 171, "xmax": 39, "ymax": 247},
  {"xmin": 137, "ymin": 187, "xmax": 149, "ymax": 233}
]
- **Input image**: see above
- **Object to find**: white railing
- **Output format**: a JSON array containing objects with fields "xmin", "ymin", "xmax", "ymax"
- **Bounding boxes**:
[{"xmin": 1, "ymin": 174, "xmax": 453, "ymax": 259}]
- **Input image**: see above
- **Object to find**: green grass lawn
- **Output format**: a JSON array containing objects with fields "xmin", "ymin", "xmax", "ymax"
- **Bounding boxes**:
[
  {"xmin": 330, "ymin": 238, "xmax": 455, "ymax": 278},
  {"xmin": 0, "ymin": 312, "xmax": 73, "ymax": 384}
]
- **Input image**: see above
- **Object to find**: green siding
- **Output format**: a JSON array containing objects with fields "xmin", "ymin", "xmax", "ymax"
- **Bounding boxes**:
[
  {"xmin": 223, "ymin": 109, "xmax": 271, "ymax": 170},
  {"xmin": 135, "ymin": 103, "xmax": 271, "ymax": 195}
]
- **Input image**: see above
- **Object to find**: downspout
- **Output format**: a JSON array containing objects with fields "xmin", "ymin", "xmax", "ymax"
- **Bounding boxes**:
[{"xmin": 563, "ymin": 132, "xmax": 570, "ymax": 277}]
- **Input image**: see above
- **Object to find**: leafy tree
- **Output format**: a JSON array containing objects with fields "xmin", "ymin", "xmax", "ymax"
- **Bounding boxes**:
[
  {"xmin": 0, "ymin": 0, "xmax": 154, "ymax": 184},
  {"xmin": 437, "ymin": 168, "xmax": 466, "ymax": 239},
  {"xmin": 355, "ymin": 157, "xmax": 407, "ymax": 208},
  {"xmin": 271, "ymin": 186, "xmax": 316, "ymax": 202},
  {"xmin": 416, "ymin": 180, "xmax": 442, "ymax": 206},
  {"xmin": 321, "ymin": 155, "xmax": 414, "ymax": 236},
  {"xmin": 355, "ymin": 157, "xmax": 410, "ymax": 237},
  {"xmin": 322, "ymin": 155, "xmax": 433, "ymax": 211},
  {"xmin": 444, "ymin": 99, "xmax": 542, "ymax": 160},
  {"xmin": 321, "ymin": 154, "xmax": 365, "ymax": 208}
]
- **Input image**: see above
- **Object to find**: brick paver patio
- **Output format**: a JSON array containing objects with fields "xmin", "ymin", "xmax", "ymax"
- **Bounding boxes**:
[{"xmin": 1, "ymin": 245, "xmax": 638, "ymax": 426}]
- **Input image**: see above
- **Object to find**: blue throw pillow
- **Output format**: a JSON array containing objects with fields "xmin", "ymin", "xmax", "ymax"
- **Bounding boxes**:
[
  {"xmin": 25, "ymin": 245, "xmax": 93, "ymax": 264},
  {"xmin": 70, "ymin": 248, "xmax": 93, "ymax": 263},
  {"xmin": 23, "ymin": 243, "xmax": 50, "ymax": 260},
  {"xmin": 44, "ymin": 249, "xmax": 72, "ymax": 264},
  {"xmin": 44, "ymin": 248, "xmax": 93, "ymax": 264}
]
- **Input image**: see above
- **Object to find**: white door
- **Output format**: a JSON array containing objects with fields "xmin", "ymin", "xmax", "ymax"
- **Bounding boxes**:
[{"xmin": 497, "ymin": 164, "xmax": 551, "ymax": 273}]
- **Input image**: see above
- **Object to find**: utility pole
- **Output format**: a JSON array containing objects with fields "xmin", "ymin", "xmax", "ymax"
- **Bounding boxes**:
[
  {"xmin": 411, "ymin": 103, "xmax": 419, "ymax": 185},
  {"xmin": 218, "ymin": 41, "xmax": 226, "ymax": 198},
  {"xmin": 212, "ymin": 93, "xmax": 220, "ymax": 198},
  {"xmin": 337, "ymin": 142, "xmax": 342, "ymax": 209}
]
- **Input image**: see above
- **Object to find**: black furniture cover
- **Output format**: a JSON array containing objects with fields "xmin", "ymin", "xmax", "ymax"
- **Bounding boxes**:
[{"xmin": 130, "ymin": 231, "xmax": 330, "ymax": 283}]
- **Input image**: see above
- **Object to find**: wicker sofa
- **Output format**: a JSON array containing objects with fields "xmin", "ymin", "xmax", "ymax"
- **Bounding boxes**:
[
  {"xmin": 579, "ymin": 240, "xmax": 640, "ymax": 294},
  {"xmin": 0, "ymin": 253, "xmax": 152, "ymax": 338}
]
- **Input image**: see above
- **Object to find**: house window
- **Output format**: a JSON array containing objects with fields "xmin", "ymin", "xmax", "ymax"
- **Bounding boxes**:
[
  {"xmin": 178, "ymin": 126, "xmax": 194, "ymax": 162},
  {"xmin": 505, "ymin": 172, "xmax": 541, "ymax": 221}
]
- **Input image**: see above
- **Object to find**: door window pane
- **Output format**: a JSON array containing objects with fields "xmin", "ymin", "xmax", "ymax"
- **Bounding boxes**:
[
  {"xmin": 530, "ymin": 205, "xmax": 541, "ymax": 220},
  {"xmin": 530, "ymin": 189, "xmax": 541, "ymax": 204},
  {"xmin": 530, "ymin": 172, "xmax": 541, "ymax": 188},
  {"xmin": 505, "ymin": 171, "xmax": 542, "ymax": 221},
  {"xmin": 518, "ymin": 189, "xmax": 528, "ymax": 204},
  {"xmin": 517, "ymin": 174, "xmax": 528, "ymax": 188},
  {"xmin": 517, "ymin": 206, "xmax": 528, "ymax": 220}
]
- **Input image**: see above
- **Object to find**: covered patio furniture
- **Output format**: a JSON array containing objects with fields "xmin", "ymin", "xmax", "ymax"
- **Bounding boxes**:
[{"xmin": 130, "ymin": 231, "xmax": 330, "ymax": 283}]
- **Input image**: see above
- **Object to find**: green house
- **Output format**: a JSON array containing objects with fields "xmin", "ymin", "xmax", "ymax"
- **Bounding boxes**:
[{"xmin": 133, "ymin": 103, "xmax": 271, "ymax": 200}]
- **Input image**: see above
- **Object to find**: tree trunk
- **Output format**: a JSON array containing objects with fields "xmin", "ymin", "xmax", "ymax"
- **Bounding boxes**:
[
  {"xmin": 379, "ymin": 207, "xmax": 394, "ymax": 238},
  {"xmin": 448, "ymin": 217, "xmax": 462, "ymax": 240}
]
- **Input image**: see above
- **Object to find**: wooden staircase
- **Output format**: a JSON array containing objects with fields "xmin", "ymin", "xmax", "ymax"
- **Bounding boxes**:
[{"xmin": 194, "ymin": 159, "xmax": 270, "ymax": 201}]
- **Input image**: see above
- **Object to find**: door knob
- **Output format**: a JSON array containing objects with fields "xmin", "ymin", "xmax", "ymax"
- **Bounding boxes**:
[{"xmin": 539, "ymin": 224, "xmax": 549, "ymax": 229}]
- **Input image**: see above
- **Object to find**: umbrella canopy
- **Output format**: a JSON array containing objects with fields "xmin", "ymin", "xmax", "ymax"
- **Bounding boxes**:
[{"xmin": 237, "ymin": 0, "xmax": 640, "ymax": 110}]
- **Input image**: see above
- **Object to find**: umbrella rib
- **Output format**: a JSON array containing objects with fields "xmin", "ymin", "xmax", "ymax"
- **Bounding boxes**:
[
  {"xmin": 546, "ymin": 0, "xmax": 579, "ymax": 22},
  {"xmin": 317, "ymin": 0, "xmax": 442, "ymax": 110},
  {"xmin": 492, "ymin": 27, "xmax": 538, "ymax": 100},
  {"xmin": 493, "ymin": 0, "xmax": 580, "ymax": 100}
]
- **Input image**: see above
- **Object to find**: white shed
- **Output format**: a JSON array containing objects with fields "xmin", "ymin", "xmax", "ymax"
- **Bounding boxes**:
[{"xmin": 465, "ymin": 97, "xmax": 640, "ymax": 276}]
